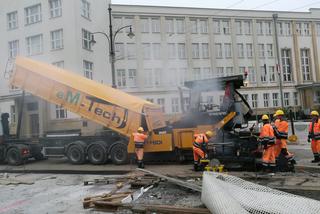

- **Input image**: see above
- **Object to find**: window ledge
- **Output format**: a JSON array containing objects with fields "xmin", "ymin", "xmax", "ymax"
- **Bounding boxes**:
[
  {"xmin": 25, "ymin": 20, "xmax": 42, "ymax": 26},
  {"xmin": 49, "ymin": 15, "xmax": 62, "ymax": 20},
  {"xmin": 51, "ymin": 47, "xmax": 64, "ymax": 52}
]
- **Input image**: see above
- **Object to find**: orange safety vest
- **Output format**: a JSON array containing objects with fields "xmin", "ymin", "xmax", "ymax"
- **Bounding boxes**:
[
  {"xmin": 274, "ymin": 119, "xmax": 288, "ymax": 139},
  {"xmin": 133, "ymin": 132, "xmax": 147, "ymax": 143},
  {"xmin": 309, "ymin": 119, "xmax": 320, "ymax": 140},
  {"xmin": 193, "ymin": 134, "xmax": 209, "ymax": 148},
  {"xmin": 259, "ymin": 123, "xmax": 275, "ymax": 145}
]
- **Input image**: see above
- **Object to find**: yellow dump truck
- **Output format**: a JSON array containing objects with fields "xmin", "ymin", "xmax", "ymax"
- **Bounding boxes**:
[{"xmin": 7, "ymin": 57, "xmax": 258, "ymax": 166}]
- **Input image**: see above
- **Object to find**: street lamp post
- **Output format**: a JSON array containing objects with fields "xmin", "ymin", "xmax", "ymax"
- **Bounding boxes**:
[
  {"xmin": 90, "ymin": 4, "xmax": 134, "ymax": 88},
  {"xmin": 273, "ymin": 13, "xmax": 284, "ymax": 109}
]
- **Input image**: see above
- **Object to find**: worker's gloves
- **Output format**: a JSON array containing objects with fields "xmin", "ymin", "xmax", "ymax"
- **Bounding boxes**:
[
  {"xmin": 204, "ymin": 154, "xmax": 208, "ymax": 159},
  {"xmin": 308, "ymin": 137, "xmax": 311, "ymax": 143}
]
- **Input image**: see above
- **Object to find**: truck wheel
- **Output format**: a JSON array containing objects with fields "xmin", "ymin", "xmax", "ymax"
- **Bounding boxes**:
[
  {"xmin": 7, "ymin": 147, "xmax": 23, "ymax": 165},
  {"xmin": 110, "ymin": 143, "xmax": 128, "ymax": 165},
  {"xmin": 88, "ymin": 144, "xmax": 107, "ymax": 165},
  {"xmin": 0, "ymin": 146, "xmax": 5, "ymax": 163},
  {"xmin": 67, "ymin": 145, "xmax": 85, "ymax": 164}
]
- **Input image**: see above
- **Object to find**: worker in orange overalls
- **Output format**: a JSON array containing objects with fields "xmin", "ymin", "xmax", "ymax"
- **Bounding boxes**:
[
  {"xmin": 308, "ymin": 111, "xmax": 320, "ymax": 163},
  {"xmin": 273, "ymin": 110, "xmax": 293, "ymax": 158},
  {"xmin": 193, "ymin": 131, "xmax": 214, "ymax": 171},
  {"xmin": 259, "ymin": 115, "xmax": 276, "ymax": 172},
  {"xmin": 132, "ymin": 127, "xmax": 148, "ymax": 169}
]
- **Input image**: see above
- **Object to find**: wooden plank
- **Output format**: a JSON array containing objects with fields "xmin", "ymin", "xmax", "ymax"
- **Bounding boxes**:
[
  {"xmin": 93, "ymin": 202, "xmax": 211, "ymax": 214},
  {"xmin": 137, "ymin": 168, "xmax": 202, "ymax": 192}
]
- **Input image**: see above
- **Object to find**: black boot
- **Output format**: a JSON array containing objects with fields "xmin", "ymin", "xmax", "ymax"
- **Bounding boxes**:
[
  {"xmin": 140, "ymin": 160, "xmax": 145, "ymax": 169},
  {"xmin": 194, "ymin": 162, "xmax": 199, "ymax": 171},
  {"xmin": 137, "ymin": 160, "xmax": 141, "ymax": 168},
  {"xmin": 311, "ymin": 155, "xmax": 320, "ymax": 163}
]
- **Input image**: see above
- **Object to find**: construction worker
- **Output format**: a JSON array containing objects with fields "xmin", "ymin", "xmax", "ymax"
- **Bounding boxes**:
[
  {"xmin": 308, "ymin": 111, "xmax": 320, "ymax": 163},
  {"xmin": 193, "ymin": 131, "xmax": 214, "ymax": 171},
  {"xmin": 132, "ymin": 127, "xmax": 148, "ymax": 169},
  {"xmin": 273, "ymin": 110, "xmax": 293, "ymax": 158},
  {"xmin": 259, "ymin": 115, "xmax": 276, "ymax": 172}
]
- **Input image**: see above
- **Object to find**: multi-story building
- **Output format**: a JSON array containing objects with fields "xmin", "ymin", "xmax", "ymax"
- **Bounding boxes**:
[
  {"xmin": 0, "ymin": 0, "xmax": 111, "ymax": 137},
  {"xmin": 2, "ymin": 2, "xmax": 320, "ymax": 137},
  {"xmin": 111, "ymin": 4, "xmax": 320, "ymax": 116}
]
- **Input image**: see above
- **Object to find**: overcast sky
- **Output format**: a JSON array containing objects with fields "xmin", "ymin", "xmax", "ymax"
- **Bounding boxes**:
[{"xmin": 112, "ymin": 0, "xmax": 320, "ymax": 12}]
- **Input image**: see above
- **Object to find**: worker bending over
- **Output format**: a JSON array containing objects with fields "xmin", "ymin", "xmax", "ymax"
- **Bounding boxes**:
[
  {"xmin": 259, "ymin": 115, "xmax": 276, "ymax": 172},
  {"xmin": 132, "ymin": 127, "xmax": 148, "ymax": 169},
  {"xmin": 308, "ymin": 111, "xmax": 320, "ymax": 163},
  {"xmin": 193, "ymin": 131, "xmax": 213, "ymax": 171},
  {"xmin": 273, "ymin": 110, "xmax": 292, "ymax": 158}
]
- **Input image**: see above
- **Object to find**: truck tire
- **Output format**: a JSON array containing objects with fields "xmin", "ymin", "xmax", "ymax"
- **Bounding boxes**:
[
  {"xmin": 7, "ymin": 147, "xmax": 23, "ymax": 165},
  {"xmin": 88, "ymin": 144, "xmax": 107, "ymax": 165},
  {"xmin": 66, "ymin": 145, "xmax": 85, "ymax": 164},
  {"xmin": 110, "ymin": 142, "xmax": 128, "ymax": 165},
  {"xmin": 0, "ymin": 146, "xmax": 5, "ymax": 163}
]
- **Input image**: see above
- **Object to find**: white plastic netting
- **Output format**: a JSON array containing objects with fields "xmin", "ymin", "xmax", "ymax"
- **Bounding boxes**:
[{"xmin": 201, "ymin": 172, "xmax": 320, "ymax": 214}]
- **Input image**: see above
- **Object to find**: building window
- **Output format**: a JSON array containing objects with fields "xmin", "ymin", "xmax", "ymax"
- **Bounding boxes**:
[
  {"xmin": 154, "ymin": 68, "xmax": 161, "ymax": 86},
  {"xmin": 171, "ymin": 98, "xmax": 179, "ymax": 113},
  {"xmin": 7, "ymin": 11, "xmax": 18, "ymax": 30},
  {"xmin": 190, "ymin": 19, "xmax": 198, "ymax": 33},
  {"xmin": 49, "ymin": 0, "xmax": 62, "ymax": 18},
  {"xmin": 224, "ymin": 43, "xmax": 232, "ymax": 58},
  {"xmin": 55, "ymin": 105, "xmax": 67, "ymax": 119},
  {"xmin": 258, "ymin": 44, "xmax": 265, "ymax": 58},
  {"xmin": 82, "ymin": 29, "xmax": 92, "ymax": 50},
  {"xmin": 192, "ymin": 43, "xmax": 200, "ymax": 59},
  {"xmin": 8, "ymin": 40, "xmax": 19, "ymax": 58},
  {"xmin": 316, "ymin": 91, "xmax": 320, "ymax": 104},
  {"xmin": 152, "ymin": 43, "xmax": 161, "ymax": 59},
  {"xmin": 143, "ymin": 43, "xmax": 151, "ymax": 59},
  {"xmin": 222, "ymin": 20, "xmax": 230, "ymax": 34},
  {"xmin": 141, "ymin": 18, "xmax": 150, "ymax": 33},
  {"xmin": 116, "ymin": 69, "xmax": 126, "ymax": 87},
  {"xmin": 246, "ymin": 43, "xmax": 253, "ymax": 58},
  {"xmin": 168, "ymin": 43, "xmax": 176, "ymax": 59},
  {"xmin": 81, "ymin": 0, "xmax": 90, "ymax": 19},
  {"xmin": 269, "ymin": 66, "xmax": 275, "ymax": 82},
  {"xmin": 267, "ymin": 44, "xmax": 273, "ymax": 57},
  {"xmin": 201, "ymin": 43, "xmax": 209, "ymax": 59},
  {"xmin": 199, "ymin": 19, "xmax": 208, "ymax": 34},
  {"xmin": 216, "ymin": 67, "xmax": 224, "ymax": 77},
  {"xmin": 278, "ymin": 22, "xmax": 284, "ymax": 35},
  {"xmin": 25, "ymin": 4, "xmax": 42, "ymax": 25},
  {"xmin": 281, "ymin": 49, "xmax": 292, "ymax": 82},
  {"xmin": 215, "ymin": 43, "xmax": 222, "ymax": 58},
  {"xmin": 151, "ymin": 18, "xmax": 160, "ymax": 33},
  {"xmin": 296, "ymin": 23, "xmax": 302, "ymax": 35},
  {"xmin": 144, "ymin": 69, "xmax": 153, "ymax": 87},
  {"xmin": 293, "ymin": 92, "xmax": 299, "ymax": 106},
  {"xmin": 128, "ymin": 69, "xmax": 137, "ymax": 87},
  {"xmin": 257, "ymin": 21, "xmax": 263, "ymax": 35},
  {"xmin": 284, "ymin": 22, "xmax": 291, "ymax": 35},
  {"xmin": 176, "ymin": 19, "xmax": 185, "ymax": 33},
  {"xmin": 183, "ymin": 97, "xmax": 190, "ymax": 111},
  {"xmin": 52, "ymin": 61, "xmax": 64, "ymax": 68},
  {"xmin": 51, "ymin": 29, "xmax": 63, "ymax": 50},
  {"xmin": 83, "ymin": 60, "xmax": 93, "ymax": 79},
  {"xmin": 260, "ymin": 65, "xmax": 267, "ymax": 83},
  {"xmin": 127, "ymin": 43, "xmax": 136, "ymax": 59},
  {"xmin": 26, "ymin": 34, "xmax": 43, "ymax": 56},
  {"xmin": 244, "ymin": 21, "xmax": 252, "ymax": 35},
  {"xmin": 178, "ymin": 43, "xmax": 186, "ymax": 59},
  {"xmin": 157, "ymin": 98, "xmax": 165, "ymax": 112},
  {"xmin": 263, "ymin": 93, "xmax": 270, "ymax": 108},
  {"xmin": 236, "ymin": 21, "xmax": 242, "ymax": 35},
  {"xmin": 237, "ymin": 43, "xmax": 244, "ymax": 58},
  {"xmin": 301, "ymin": 49, "xmax": 311, "ymax": 81},
  {"xmin": 193, "ymin": 68, "xmax": 201, "ymax": 80},
  {"xmin": 213, "ymin": 20, "xmax": 220, "ymax": 34},
  {"xmin": 10, "ymin": 105, "xmax": 16, "ymax": 124},
  {"xmin": 166, "ymin": 18, "xmax": 174, "ymax": 34},
  {"xmin": 272, "ymin": 93, "xmax": 279, "ymax": 107},
  {"xmin": 304, "ymin": 23, "xmax": 310, "ymax": 36},
  {"xmin": 248, "ymin": 67, "xmax": 256, "ymax": 83},
  {"xmin": 265, "ymin": 22, "xmax": 272, "ymax": 35},
  {"xmin": 251, "ymin": 94, "xmax": 258, "ymax": 108},
  {"xmin": 115, "ymin": 43, "xmax": 124, "ymax": 58},
  {"xmin": 284, "ymin": 92, "xmax": 290, "ymax": 106}
]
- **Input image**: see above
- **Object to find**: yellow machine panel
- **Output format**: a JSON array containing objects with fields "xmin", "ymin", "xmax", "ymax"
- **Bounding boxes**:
[{"xmin": 128, "ymin": 133, "xmax": 173, "ymax": 153}]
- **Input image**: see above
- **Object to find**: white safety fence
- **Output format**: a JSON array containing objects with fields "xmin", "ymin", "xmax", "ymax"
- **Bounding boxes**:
[{"xmin": 201, "ymin": 172, "xmax": 320, "ymax": 214}]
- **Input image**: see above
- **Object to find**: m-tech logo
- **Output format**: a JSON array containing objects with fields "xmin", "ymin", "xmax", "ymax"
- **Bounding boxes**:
[{"xmin": 56, "ymin": 90, "xmax": 128, "ymax": 129}]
